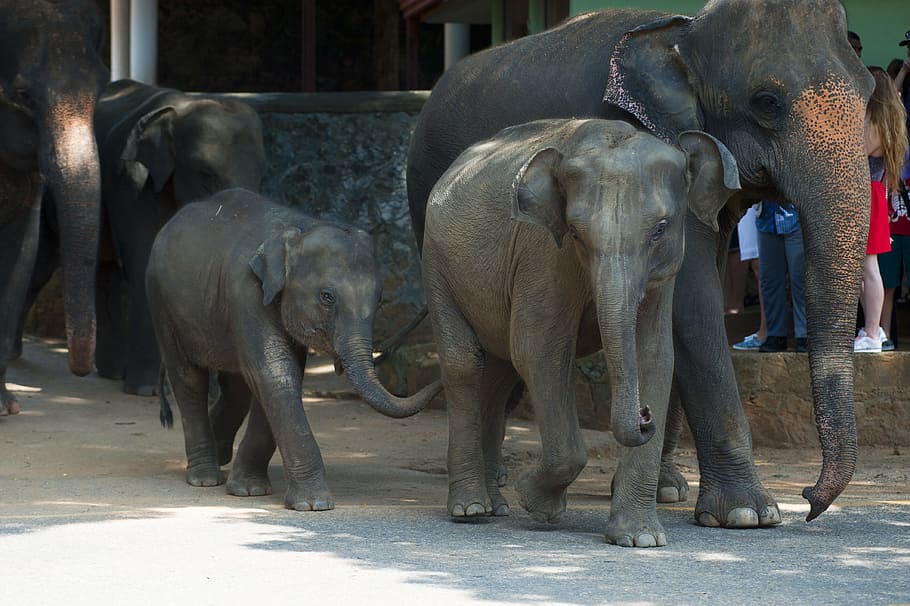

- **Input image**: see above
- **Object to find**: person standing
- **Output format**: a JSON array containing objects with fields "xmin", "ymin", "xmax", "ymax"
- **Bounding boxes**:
[
  {"xmin": 755, "ymin": 200, "xmax": 807, "ymax": 353},
  {"xmin": 856, "ymin": 68, "xmax": 908, "ymax": 353},
  {"xmin": 731, "ymin": 205, "xmax": 769, "ymax": 350}
]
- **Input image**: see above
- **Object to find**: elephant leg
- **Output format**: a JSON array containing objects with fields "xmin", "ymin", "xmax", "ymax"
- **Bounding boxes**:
[
  {"xmin": 656, "ymin": 384, "xmax": 689, "ymax": 503},
  {"xmin": 239, "ymin": 342, "xmax": 332, "ymax": 511},
  {"xmin": 0, "ymin": 188, "xmax": 42, "ymax": 416},
  {"xmin": 674, "ymin": 219, "xmax": 781, "ymax": 528},
  {"xmin": 511, "ymin": 328, "xmax": 587, "ymax": 524},
  {"xmin": 122, "ymin": 255, "xmax": 161, "ymax": 396},
  {"xmin": 480, "ymin": 359, "xmax": 522, "ymax": 516},
  {"xmin": 158, "ymin": 326, "xmax": 222, "ymax": 486},
  {"xmin": 94, "ymin": 260, "xmax": 127, "ymax": 380},
  {"xmin": 226, "ymin": 390, "xmax": 275, "ymax": 498},
  {"xmin": 434, "ymin": 311, "xmax": 494, "ymax": 518},
  {"xmin": 13, "ymin": 202, "xmax": 60, "ymax": 360},
  {"xmin": 605, "ymin": 283, "xmax": 673, "ymax": 548},
  {"xmin": 211, "ymin": 371, "xmax": 252, "ymax": 466},
  {"xmin": 111, "ymin": 187, "xmax": 162, "ymax": 396}
]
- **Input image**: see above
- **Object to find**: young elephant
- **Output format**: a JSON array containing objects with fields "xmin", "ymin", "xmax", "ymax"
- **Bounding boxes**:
[
  {"xmin": 147, "ymin": 188, "xmax": 441, "ymax": 511},
  {"xmin": 422, "ymin": 119, "xmax": 739, "ymax": 546}
]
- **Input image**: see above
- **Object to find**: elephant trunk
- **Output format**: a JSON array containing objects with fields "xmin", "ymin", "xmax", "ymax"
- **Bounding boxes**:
[
  {"xmin": 595, "ymin": 257, "xmax": 656, "ymax": 448},
  {"xmin": 785, "ymin": 83, "xmax": 870, "ymax": 521},
  {"xmin": 797, "ymin": 199, "xmax": 863, "ymax": 522},
  {"xmin": 40, "ymin": 94, "xmax": 102, "ymax": 377},
  {"xmin": 335, "ymin": 330, "xmax": 441, "ymax": 418}
]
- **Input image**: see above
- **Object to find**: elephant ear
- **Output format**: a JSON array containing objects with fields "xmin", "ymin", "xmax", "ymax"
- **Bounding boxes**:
[
  {"xmin": 249, "ymin": 228, "xmax": 303, "ymax": 306},
  {"xmin": 678, "ymin": 130, "xmax": 741, "ymax": 232},
  {"xmin": 121, "ymin": 105, "xmax": 177, "ymax": 193},
  {"xmin": 603, "ymin": 15, "xmax": 703, "ymax": 143},
  {"xmin": 511, "ymin": 147, "xmax": 568, "ymax": 248}
]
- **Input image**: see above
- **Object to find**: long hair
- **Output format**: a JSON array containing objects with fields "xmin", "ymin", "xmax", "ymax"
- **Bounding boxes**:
[{"xmin": 867, "ymin": 68, "xmax": 908, "ymax": 193}]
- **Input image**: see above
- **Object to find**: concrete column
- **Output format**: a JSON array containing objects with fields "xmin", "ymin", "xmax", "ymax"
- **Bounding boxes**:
[
  {"xmin": 110, "ymin": 0, "xmax": 129, "ymax": 81},
  {"xmin": 444, "ymin": 23, "xmax": 470, "ymax": 71},
  {"xmin": 129, "ymin": 0, "xmax": 158, "ymax": 84}
]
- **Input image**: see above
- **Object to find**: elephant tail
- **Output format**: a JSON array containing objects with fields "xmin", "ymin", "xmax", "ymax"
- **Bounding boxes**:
[
  {"xmin": 372, "ymin": 305, "xmax": 428, "ymax": 365},
  {"xmin": 159, "ymin": 365, "xmax": 174, "ymax": 428}
]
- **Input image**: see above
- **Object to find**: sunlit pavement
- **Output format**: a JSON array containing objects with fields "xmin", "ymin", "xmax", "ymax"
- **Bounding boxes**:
[{"xmin": 1, "ymin": 339, "xmax": 908, "ymax": 605}]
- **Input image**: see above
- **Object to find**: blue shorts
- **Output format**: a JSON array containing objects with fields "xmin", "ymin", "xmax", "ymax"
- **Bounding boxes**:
[{"xmin": 878, "ymin": 233, "xmax": 910, "ymax": 289}]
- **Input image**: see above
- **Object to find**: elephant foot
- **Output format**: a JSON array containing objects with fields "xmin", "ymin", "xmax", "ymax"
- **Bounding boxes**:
[
  {"xmin": 226, "ymin": 468, "xmax": 272, "ymax": 497},
  {"xmin": 1, "ymin": 390, "xmax": 21, "ymax": 416},
  {"xmin": 516, "ymin": 471, "xmax": 567, "ymax": 524},
  {"xmin": 695, "ymin": 479, "xmax": 782, "ymax": 528},
  {"xmin": 285, "ymin": 478, "xmax": 334, "ymax": 511},
  {"xmin": 96, "ymin": 363, "xmax": 125, "ymax": 381},
  {"xmin": 605, "ymin": 509, "xmax": 667, "ymax": 548},
  {"xmin": 122, "ymin": 378, "xmax": 158, "ymax": 397},
  {"xmin": 657, "ymin": 462, "xmax": 689, "ymax": 503},
  {"xmin": 448, "ymin": 478, "xmax": 494, "ymax": 517},
  {"xmin": 185, "ymin": 463, "xmax": 225, "ymax": 487}
]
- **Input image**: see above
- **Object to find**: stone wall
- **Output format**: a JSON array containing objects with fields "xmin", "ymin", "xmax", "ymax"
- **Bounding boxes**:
[
  {"xmin": 378, "ymin": 345, "xmax": 910, "ymax": 448},
  {"xmin": 26, "ymin": 91, "xmax": 432, "ymax": 345}
]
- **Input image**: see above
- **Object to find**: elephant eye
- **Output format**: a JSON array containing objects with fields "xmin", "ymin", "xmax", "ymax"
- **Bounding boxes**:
[
  {"xmin": 319, "ymin": 289, "xmax": 336, "ymax": 306},
  {"xmin": 650, "ymin": 219, "xmax": 669, "ymax": 242},
  {"xmin": 750, "ymin": 90, "xmax": 786, "ymax": 120}
]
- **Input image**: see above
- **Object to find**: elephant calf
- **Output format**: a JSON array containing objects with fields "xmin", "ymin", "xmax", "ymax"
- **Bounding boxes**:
[
  {"xmin": 147, "ymin": 188, "xmax": 440, "ymax": 511},
  {"xmin": 422, "ymin": 119, "xmax": 739, "ymax": 546}
]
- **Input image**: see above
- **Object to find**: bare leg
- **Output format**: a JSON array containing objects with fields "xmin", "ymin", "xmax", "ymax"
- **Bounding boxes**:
[{"xmin": 860, "ymin": 254, "xmax": 884, "ymax": 338}]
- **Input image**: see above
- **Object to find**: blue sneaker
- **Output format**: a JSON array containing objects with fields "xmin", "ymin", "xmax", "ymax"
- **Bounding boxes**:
[{"xmin": 732, "ymin": 333, "xmax": 763, "ymax": 351}]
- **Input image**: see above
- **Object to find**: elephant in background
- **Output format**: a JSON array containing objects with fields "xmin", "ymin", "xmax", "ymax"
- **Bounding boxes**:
[
  {"xmin": 20, "ymin": 79, "xmax": 267, "ymax": 396},
  {"xmin": 423, "ymin": 119, "xmax": 738, "ymax": 546},
  {"xmin": 148, "ymin": 189, "xmax": 441, "ymax": 510},
  {"xmin": 408, "ymin": 0, "xmax": 874, "ymax": 526},
  {"xmin": 0, "ymin": 0, "xmax": 108, "ymax": 415}
]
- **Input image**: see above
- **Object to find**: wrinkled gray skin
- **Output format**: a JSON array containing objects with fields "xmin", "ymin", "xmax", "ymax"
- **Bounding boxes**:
[
  {"xmin": 147, "ymin": 189, "xmax": 441, "ymax": 511},
  {"xmin": 423, "ymin": 119, "xmax": 738, "ymax": 546},
  {"xmin": 0, "ymin": 0, "xmax": 107, "ymax": 416},
  {"xmin": 408, "ymin": 0, "xmax": 874, "ymax": 526},
  {"xmin": 18, "ymin": 79, "xmax": 267, "ymax": 397}
]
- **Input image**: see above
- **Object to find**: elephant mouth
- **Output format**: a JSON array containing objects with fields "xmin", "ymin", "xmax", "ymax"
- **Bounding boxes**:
[{"xmin": 334, "ymin": 356, "xmax": 345, "ymax": 376}]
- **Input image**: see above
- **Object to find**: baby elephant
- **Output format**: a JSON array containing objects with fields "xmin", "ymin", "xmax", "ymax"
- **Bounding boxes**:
[
  {"xmin": 422, "ymin": 119, "xmax": 739, "ymax": 546},
  {"xmin": 147, "ymin": 188, "xmax": 440, "ymax": 511}
]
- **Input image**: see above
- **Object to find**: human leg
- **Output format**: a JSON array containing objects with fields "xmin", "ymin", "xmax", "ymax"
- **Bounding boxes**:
[
  {"xmin": 856, "ymin": 254, "xmax": 885, "ymax": 353},
  {"xmin": 784, "ymin": 230, "xmax": 807, "ymax": 340},
  {"xmin": 757, "ymin": 230, "xmax": 789, "ymax": 351}
]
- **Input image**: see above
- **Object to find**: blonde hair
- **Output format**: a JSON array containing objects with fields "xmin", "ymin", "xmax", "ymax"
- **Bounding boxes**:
[{"xmin": 867, "ymin": 68, "xmax": 908, "ymax": 194}]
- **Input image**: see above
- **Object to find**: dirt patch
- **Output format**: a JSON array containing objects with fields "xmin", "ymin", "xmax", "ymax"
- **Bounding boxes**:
[{"xmin": 3, "ymin": 337, "xmax": 906, "ymax": 518}]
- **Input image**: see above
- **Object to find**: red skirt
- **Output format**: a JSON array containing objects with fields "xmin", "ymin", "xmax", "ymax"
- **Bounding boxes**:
[{"xmin": 868, "ymin": 180, "xmax": 891, "ymax": 255}]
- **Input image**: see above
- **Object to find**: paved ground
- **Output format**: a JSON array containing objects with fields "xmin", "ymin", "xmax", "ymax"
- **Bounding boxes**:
[{"xmin": 1, "ymin": 338, "xmax": 909, "ymax": 605}]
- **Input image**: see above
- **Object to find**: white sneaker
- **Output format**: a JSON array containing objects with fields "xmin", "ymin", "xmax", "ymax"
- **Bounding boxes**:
[
  {"xmin": 854, "ymin": 335, "xmax": 882, "ymax": 353},
  {"xmin": 877, "ymin": 326, "xmax": 888, "ymax": 343},
  {"xmin": 857, "ymin": 327, "xmax": 888, "ymax": 343}
]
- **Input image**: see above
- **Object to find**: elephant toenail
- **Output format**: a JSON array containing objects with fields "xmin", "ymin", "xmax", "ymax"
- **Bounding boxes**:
[
  {"xmin": 726, "ymin": 508, "xmax": 759, "ymax": 527},
  {"xmin": 760, "ymin": 506, "xmax": 783, "ymax": 526},
  {"xmin": 697, "ymin": 512, "xmax": 721, "ymax": 527}
]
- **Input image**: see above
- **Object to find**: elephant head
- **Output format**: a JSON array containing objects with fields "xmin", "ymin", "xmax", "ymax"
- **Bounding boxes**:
[
  {"xmin": 250, "ymin": 224, "xmax": 441, "ymax": 418},
  {"xmin": 0, "ymin": 0, "xmax": 108, "ymax": 375},
  {"xmin": 511, "ymin": 121, "xmax": 739, "ymax": 447},
  {"xmin": 604, "ymin": 0, "xmax": 874, "ymax": 520},
  {"xmin": 121, "ymin": 97, "xmax": 266, "ymax": 205}
]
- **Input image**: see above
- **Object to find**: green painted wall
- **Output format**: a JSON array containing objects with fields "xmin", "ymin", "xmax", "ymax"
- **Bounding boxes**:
[{"xmin": 568, "ymin": 1, "xmax": 910, "ymax": 70}]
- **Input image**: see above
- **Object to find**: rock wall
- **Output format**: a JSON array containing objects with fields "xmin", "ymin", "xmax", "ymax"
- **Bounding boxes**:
[{"xmin": 26, "ymin": 92, "xmax": 431, "ymax": 345}]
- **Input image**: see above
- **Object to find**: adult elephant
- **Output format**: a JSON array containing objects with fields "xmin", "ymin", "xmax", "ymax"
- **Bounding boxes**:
[
  {"xmin": 0, "ymin": 0, "xmax": 108, "ymax": 415},
  {"xmin": 407, "ymin": 0, "xmax": 873, "ymax": 525},
  {"xmin": 21, "ymin": 79, "xmax": 267, "ymax": 396}
]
